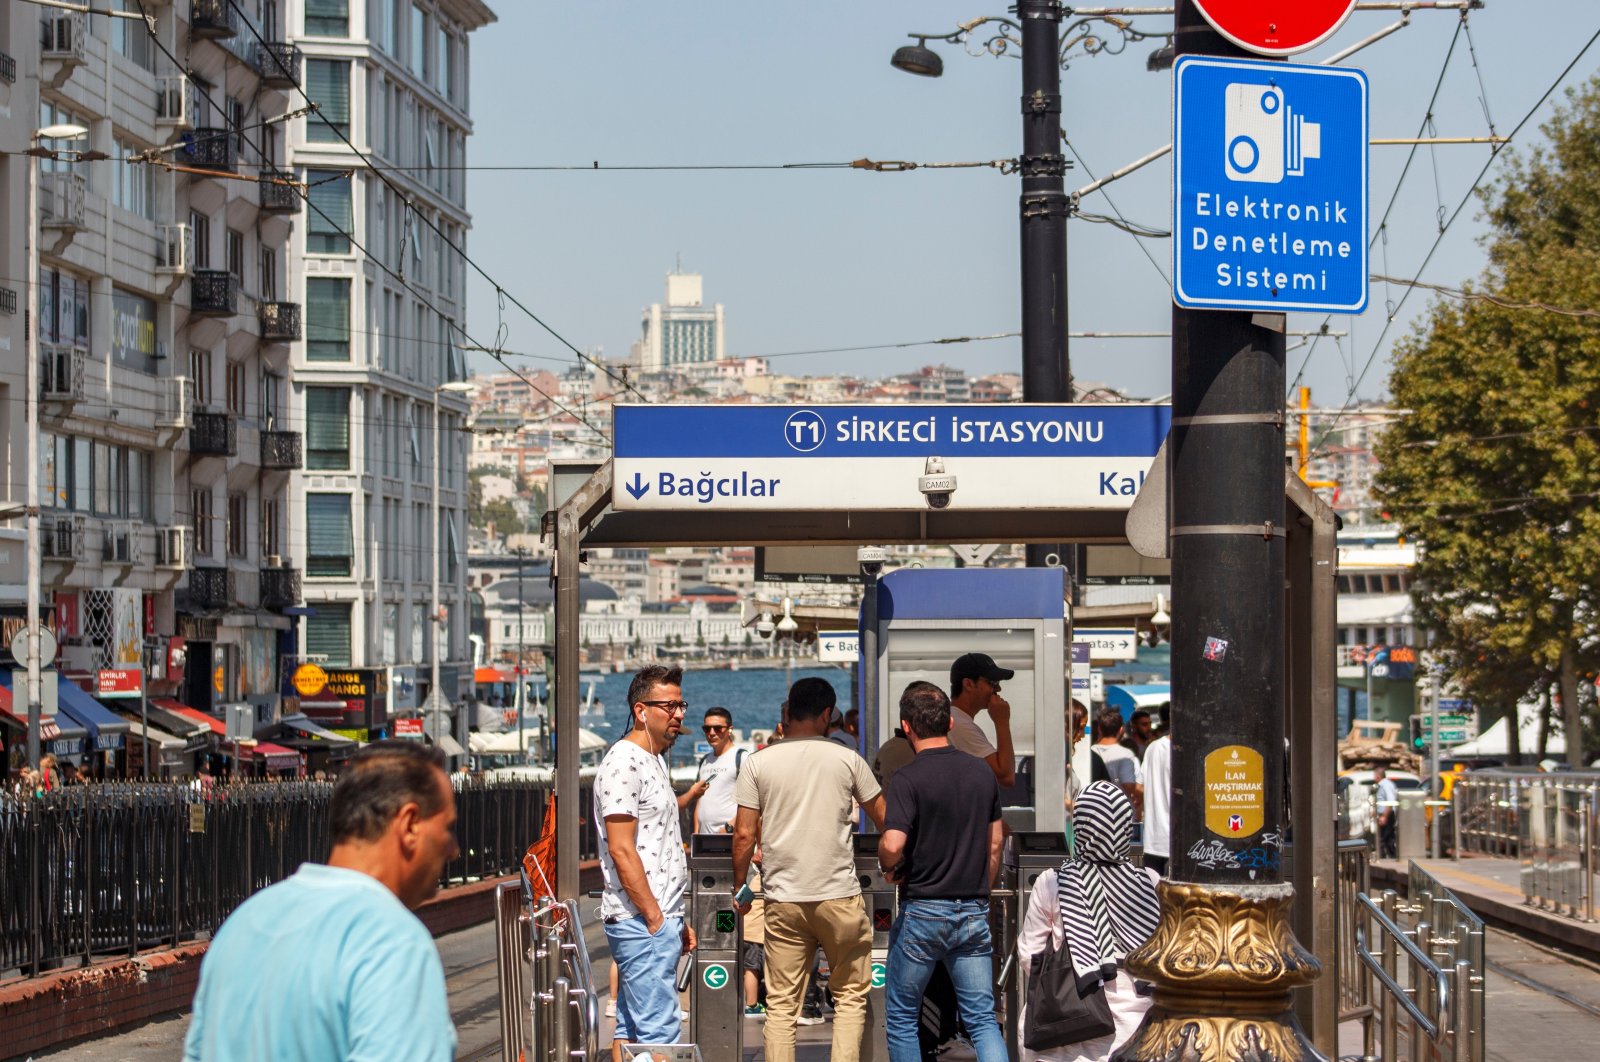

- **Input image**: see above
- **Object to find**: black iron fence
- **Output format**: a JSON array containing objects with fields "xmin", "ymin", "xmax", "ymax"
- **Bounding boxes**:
[{"xmin": 0, "ymin": 779, "xmax": 592, "ymax": 980}]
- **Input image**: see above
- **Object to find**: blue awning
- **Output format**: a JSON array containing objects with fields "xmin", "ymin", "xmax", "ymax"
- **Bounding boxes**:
[
  {"xmin": 58, "ymin": 680, "xmax": 131, "ymax": 752},
  {"xmin": 0, "ymin": 673, "xmax": 88, "ymax": 755}
]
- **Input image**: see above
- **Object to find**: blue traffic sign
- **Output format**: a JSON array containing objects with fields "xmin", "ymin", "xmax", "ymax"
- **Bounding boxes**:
[{"xmin": 1173, "ymin": 56, "xmax": 1368, "ymax": 313}]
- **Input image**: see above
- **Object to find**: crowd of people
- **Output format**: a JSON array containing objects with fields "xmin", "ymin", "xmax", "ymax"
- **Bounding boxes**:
[{"xmin": 594, "ymin": 657, "xmax": 1171, "ymax": 1062}]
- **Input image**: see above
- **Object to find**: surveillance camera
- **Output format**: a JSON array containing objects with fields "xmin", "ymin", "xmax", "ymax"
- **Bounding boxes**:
[
  {"xmin": 857, "ymin": 545, "xmax": 888, "ymax": 578},
  {"xmin": 754, "ymin": 612, "xmax": 776, "ymax": 639},
  {"xmin": 918, "ymin": 456, "xmax": 957, "ymax": 510}
]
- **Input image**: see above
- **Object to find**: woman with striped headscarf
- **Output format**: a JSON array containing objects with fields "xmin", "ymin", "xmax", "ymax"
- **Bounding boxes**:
[{"xmin": 1016, "ymin": 780, "xmax": 1162, "ymax": 1062}]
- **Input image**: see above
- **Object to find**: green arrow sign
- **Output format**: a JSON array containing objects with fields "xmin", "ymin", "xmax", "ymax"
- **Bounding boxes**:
[
  {"xmin": 703, "ymin": 963, "xmax": 729, "ymax": 990},
  {"xmin": 870, "ymin": 962, "xmax": 887, "ymax": 989}
]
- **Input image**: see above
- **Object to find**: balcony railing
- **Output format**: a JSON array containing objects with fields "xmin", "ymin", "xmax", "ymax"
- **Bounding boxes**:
[
  {"xmin": 156, "ymin": 74, "xmax": 200, "ymax": 129},
  {"xmin": 179, "ymin": 127, "xmax": 236, "ymax": 172},
  {"xmin": 260, "ymin": 566, "xmax": 303, "ymax": 610},
  {"xmin": 260, "ymin": 430, "xmax": 303, "ymax": 470},
  {"xmin": 189, "ymin": 566, "xmax": 235, "ymax": 611},
  {"xmin": 258, "ymin": 169, "xmax": 300, "ymax": 214},
  {"xmin": 253, "ymin": 41, "xmax": 302, "ymax": 88},
  {"xmin": 157, "ymin": 223, "xmax": 191, "ymax": 275},
  {"xmin": 156, "ymin": 526, "xmax": 190, "ymax": 569},
  {"xmin": 1, "ymin": 50, "xmax": 16, "ymax": 85},
  {"xmin": 103, "ymin": 521, "xmax": 142, "ymax": 566},
  {"xmin": 190, "ymin": 411, "xmax": 237, "ymax": 458},
  {"xmin": 40, "ymin": 343, "xmax": 87, "ymax": 403},
  {"xmin": 190, "ymin": 270, "xmax": 238, "ymax": 317},
  {"xmin": 40, "ymin": 173, "xmax": 87, "ymax": 230},
  {"xmin": 189, "ymin": 0, "xmax": 237, "ymax": 40},
  {"xmin": 42, "ymin": 514, "xmax": 86, "ymax": 562},
  {"xmin": 0, "ymin": 288, "xmax": 16, "ymax": 316},
  {"xmin": 41, "ymin": 13, "xmax": 86, "ymax": 65},
  {"xmin": 259, "ymin": 301, "xmax": 302, "ymax": 342}
]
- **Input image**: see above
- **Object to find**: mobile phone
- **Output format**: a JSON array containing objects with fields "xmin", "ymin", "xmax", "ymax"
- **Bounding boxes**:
[
  {"xmin": 733, "ymin": 883, "xmax": 755, "ymax": 906},
  {"xmin": 675, "ymin": 952, "xmax": 694, "ymax": 992}
]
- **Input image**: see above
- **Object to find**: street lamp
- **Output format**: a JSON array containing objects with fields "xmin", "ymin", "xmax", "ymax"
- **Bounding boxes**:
[
  {"xmin": 429, "ymin": 380, "xmax": 473, "ymax": 757},
  {"xmin": 23, "ymin": 124, "xmax": 98, "ymax": 769}
]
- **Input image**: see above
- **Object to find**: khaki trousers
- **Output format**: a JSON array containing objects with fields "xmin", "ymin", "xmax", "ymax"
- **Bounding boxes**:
[{"xmin": 762, "ymin": 895, "xmax": 873, "ymax": 1062}]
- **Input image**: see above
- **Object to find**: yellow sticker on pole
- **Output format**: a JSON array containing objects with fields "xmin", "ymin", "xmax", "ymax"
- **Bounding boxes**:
[{"xmin": 1204, "ymin": 745, "xmax": 1265, "ymax": 838}]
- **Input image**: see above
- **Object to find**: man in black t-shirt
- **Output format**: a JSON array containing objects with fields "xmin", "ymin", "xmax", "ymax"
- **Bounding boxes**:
[{"xmin": 877, "ymin": 681, "xmax": 1006, "ymax": 1062}]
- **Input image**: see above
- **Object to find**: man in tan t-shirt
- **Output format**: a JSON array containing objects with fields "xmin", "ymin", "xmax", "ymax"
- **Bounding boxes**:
[{"xmin": 732, "ymin": 677, "xmax": 885, "ymax": 1062}]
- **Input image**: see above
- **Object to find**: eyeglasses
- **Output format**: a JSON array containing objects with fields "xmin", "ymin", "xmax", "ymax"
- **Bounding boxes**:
[
  {"xmin": 702, "ymin": 725, "xmax": 729, "ymax": 735},
  {"xmin": 640, "ymin": 699, "xmax": 689, "ymax": 715}
]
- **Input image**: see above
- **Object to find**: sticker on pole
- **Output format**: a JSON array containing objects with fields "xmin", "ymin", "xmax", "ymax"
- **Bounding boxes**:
[
  {"xmin": 1193, "ymin": 1, "xmax": 1358, "ymax": 57},
  {"xmin": 1204, "ymin": 745, "xmax": 1265, "ymax": 838},
  {"xmin": 1173, "ymin": 56, "xmax": 1368, "ymax": 314},
  {"xmin": 702, "ymin": 964, "xmax": 730, "ymax": 990}
]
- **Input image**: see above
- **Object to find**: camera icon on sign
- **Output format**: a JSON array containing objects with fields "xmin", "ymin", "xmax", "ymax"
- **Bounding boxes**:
[{"xmin": 1223, "ymin": 83, "xmax": 1321, "ymax": 184}]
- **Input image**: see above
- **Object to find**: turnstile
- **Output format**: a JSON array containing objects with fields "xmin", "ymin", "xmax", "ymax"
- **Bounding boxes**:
[
  {"xmin": 853, "ymin": 833, "xmax": 898, "ymax": 1062},
  {"xmin": 687, "ymin": 834, "xmax": 743, "ymax": 1059},
  {"xmin": 1001, "ymin": 831, "xmax": 1072, "ymax": 1061}
]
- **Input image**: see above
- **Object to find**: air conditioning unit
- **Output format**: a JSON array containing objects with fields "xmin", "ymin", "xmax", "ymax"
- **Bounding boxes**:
[
  {"xmin": 103, "ymin": 521, "xmax": 141, "ymax": 565},
  {"xmin": 42, "ymin": 513, "xmax": 86, "ymax": 561},
  {"xmin": 41, "ymin": 13, "xmax": 86, "ymax": 65}
]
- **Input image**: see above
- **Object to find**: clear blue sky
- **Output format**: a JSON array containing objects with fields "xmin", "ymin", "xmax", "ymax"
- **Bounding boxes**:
[{"xmin": 461, "ymin": 2, "xmax": 1600, "ymax": 409}]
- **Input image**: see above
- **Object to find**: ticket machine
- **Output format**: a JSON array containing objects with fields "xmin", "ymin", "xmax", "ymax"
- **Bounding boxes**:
[{"xmin": 866, "ymin": 567, "xmax": 1069, "ymax": 834}]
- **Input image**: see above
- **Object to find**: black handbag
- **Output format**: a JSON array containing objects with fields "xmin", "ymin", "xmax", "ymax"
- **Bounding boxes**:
[{"xmin": 1023, "ymin": 932, "xmax": 1115, "ymax": 1051}]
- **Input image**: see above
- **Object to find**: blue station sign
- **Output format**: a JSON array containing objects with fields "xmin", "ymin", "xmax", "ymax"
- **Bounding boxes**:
[{"xmin": 1173, "ymin": 56, "xmax": 1368, "ymax": 314}]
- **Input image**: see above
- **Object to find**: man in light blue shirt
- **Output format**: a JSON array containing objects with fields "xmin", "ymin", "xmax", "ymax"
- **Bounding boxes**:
[{"xmin": 185, "ymin": 741, "xmax": 460, "ymax": 1061}]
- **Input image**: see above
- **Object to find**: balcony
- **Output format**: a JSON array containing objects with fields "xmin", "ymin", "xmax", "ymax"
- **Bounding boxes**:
[
  {"xmin": 43, "ymin": 514, "xmax": 86, "ymax": 562},
  {"xmin": 190, "ymin": 270, "xmax": 238, "ymax": 317},
  {"xmin": 155, "ymin": 526, "xmax": 190, "ymax": 569},
  {"xmin": 40, "ymin": 172, "xmax": 86, "ymax": 231},
  {"xmin": 258, "ymin": 169, "xmax": 300, "ymax": 214},
  {"xmin": 253, "ymin": 41, "xmax": 302, "ymax": 88},
  {"xmin": 259, "ymin": 301, "xmax": 302, "ymax": 342},
  {"xmin": 103, "ymin": 521, "xmax": 142, "ymax": 566},
  {"xmin": 179, "ymin": 127, "xmax": 236, "ymax": 172},
  {"xmin": 260, "ymin": 566, "xmax": 303, "ymax": 611},
  {"xmin": 157, "ymin": 223, "xmax": 191, "ymax": 275},
  {"xmin": 41, "ymin": 13, "xmax": 86, "ymax": 66},
  {"xmin": 189, "ymin": 566, "xmax": 235, "ymax": 611},
  {"xmin": 0, "ymin": 287, "xmax": 15, "ymax": 316},
  {"xmin": 157, "ymin": 375, "xmax": 191, "ymax": 428},
  {"xmin": 260, "ymin": 430, "xmax": 303, "ymax": 470},
  {"xmin": 156, "ymin": 74, "xmax": 200, "ymax": 129},
  {"xmin": 189, "ymin": 0, "xmax": 236, "ymax": 40},
  {"xmin": 40, "ymin": 343, "xmax": 87, "ymax": 403},
  {"xmin": 190, "ymin": 411, "xmax": 237, "ymax": 458}
]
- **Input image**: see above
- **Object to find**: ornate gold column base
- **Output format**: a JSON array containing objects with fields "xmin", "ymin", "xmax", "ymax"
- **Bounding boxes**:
[{"xmin": 1112, "ymin": 880, "xmax": 1326, "ymax": 1062}]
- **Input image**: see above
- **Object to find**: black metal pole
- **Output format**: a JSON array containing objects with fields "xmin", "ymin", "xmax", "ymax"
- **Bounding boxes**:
[{"xmin": 1018, "ymin": 0, "xmax": 1073, "ymax": 571}]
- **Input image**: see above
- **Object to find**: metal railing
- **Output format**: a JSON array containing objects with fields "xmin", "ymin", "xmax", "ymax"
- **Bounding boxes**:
[
  {"xmin": 1451, "ymin": 777, "xmax": 1523, "ymax": 859},
  {"xmin": 1, "ymin": 779, "xmax": 591, "ymax": 981},
  {"xmin": 1337, "ymin": 839, "xmax": 1373, "ymax": 1024},
  {"xmin": 0, "ymin": 287, "xmax": 17, "ymax": 316},
  {"xmin": 1408, "ymin": 862, "xmax": 1486, "ymax": 1061},
  {"xmin": 1353, "ymin": 890, "xmax": 1476, "ymax": 1062},
  {"xmin": 495, "ymin": 885, "xmax": 601, "ymax": 1062},
  {"xmin": 1520, "ymin": 783, "xmax": 1597, "ymax": 922}
]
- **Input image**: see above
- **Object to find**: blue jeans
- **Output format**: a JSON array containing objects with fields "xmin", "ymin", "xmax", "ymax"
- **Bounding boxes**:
[
  {"xmin": 604, "ymin": 915, "xmax": 684, "ymax": 1045},
  {"xmin": 884, "ymin": 899, "xmax": 1006, "ymax": 1062}
]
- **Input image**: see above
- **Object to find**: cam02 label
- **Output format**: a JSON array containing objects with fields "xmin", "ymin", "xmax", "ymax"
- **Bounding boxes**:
[{"xmin": 1204, "ymin": 745, "xmax": 1265, "ymax": 837}]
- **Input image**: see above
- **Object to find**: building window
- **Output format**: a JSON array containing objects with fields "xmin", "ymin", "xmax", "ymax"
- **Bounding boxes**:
[
  {"xmin": 190, "ymin": 211, "xmax": 211, "ymax": 269},
  {"xmin": 190, "ymin": 349, "xmax": 213, "ymax": 407},
  {"xmin": 192, "ymin": 488, "xmax": 214, "ymax": 556},
  {"xmin": 111, "ymin": 0, "xmax": 156, "ymax": 69},
  {"xmin": 226, "ymin": 96, "xmax": 246, "ymax": 158},
  {"xmin": 227, "ymin": 492, "xmax": 247, "ymax": 558},
  {"xmin": 306, "ymin": 387, "xmax": 351, "ymax": 470},
  {"xmin": 225, "ymin": 360, "xmax": 246, "ymax": 415},
  {"xmin": 306, "ymin": 170, "xmax": 352, "ymax": 253},
  {"xmin": 411, "ymin": 5, "xmax": 427, "ymax": 79},
  {"xmin": 226, "ymin": 228, "xmax": 246, "ymax": 283},
  {"xmin": 305, "ymin": 0, "xmax": 348, "ymax": 36},
  {"xmin": 262, "ymin": 497, "xmax": 282, "ymax": 560},
  {"xmin": 260, "ymin": 247, "xmax": 278, "ymax": 300},
  {"xmin": 306, "ymin": 602, "xmax": 353, "ymax": 665},
  {"xmin": 111, "ymin": 139, "xmax": 154, "ymax": 218},
  {"xmin": 306, "ymin": 493, "xmax": 354, "ymax": 577},
  {"xmin": 306, "ymin": 278, "xmax": 351, "ymax": 361},
  {"xmin": 435, "ymin": 22, "xmax": 449, "ymax": 96},
  {"xmin": 306, "ymin": 59, "xmax": 351, "ymax": 142},
  {"xmin": 38, "ymin": 269, "xmax": 89, "ymax": 345}
]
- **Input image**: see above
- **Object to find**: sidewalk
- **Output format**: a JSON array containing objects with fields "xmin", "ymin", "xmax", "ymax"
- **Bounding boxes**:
[{"xmin": 1369, "ymin": 854, "xmax": 1600, "ymax": 962}]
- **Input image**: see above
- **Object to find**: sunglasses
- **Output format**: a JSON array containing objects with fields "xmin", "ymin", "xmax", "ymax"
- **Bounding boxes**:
[{"xmin": 702, "ymin": 724, "xmax": 729, "ymax": 735}]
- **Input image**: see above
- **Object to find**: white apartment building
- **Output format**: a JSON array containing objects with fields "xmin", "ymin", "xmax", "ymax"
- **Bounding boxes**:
[
  {"xmin": 632, "ymin": 270, "xmax": 726, "ymax": 372},
  {"xmin": 285, "ymin": 0, "xmax": 494, "ymax": 734},
  {"xmin": 1, "ymin": 2, "xmax": 306, "ymax": 765}
]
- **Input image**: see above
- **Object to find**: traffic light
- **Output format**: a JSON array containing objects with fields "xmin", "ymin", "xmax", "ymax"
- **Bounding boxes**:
[{"xmin": 1409, "ymin": 716, "xmax": 1424, "ymax": 750}]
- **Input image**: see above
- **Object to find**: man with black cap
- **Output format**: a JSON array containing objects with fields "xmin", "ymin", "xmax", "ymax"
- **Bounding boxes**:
[{"xmin": 947, "ymin": 653, "xmax": 1016, "ymax": 788}]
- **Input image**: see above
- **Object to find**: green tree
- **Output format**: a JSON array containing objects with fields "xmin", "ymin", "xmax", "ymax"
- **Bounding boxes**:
[{"xmin": 1373, "ymin": 79, "xmax": 1600, "ymax": 765}]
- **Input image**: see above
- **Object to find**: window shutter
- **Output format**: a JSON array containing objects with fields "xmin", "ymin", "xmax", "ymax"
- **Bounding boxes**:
[
  {"xmin": 305, "ymin": 493, "xmax": 353, "ymax": 575},
  {"xmin": 306, "ymin": 278, "xmax": 350, "ymax": 360},
  {"xmin": 305, "ymin": 387, "xmax": 350, "ymax": 468},
  {"xmin": 305, "ymin": 603, "xmax": 352, "ymax": 666}
]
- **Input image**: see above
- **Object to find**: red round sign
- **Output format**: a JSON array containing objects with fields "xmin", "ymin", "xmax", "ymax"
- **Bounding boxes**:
[{"xmin": 1193, "ymin": 1, "xmax": 1358, "ymax": 57}]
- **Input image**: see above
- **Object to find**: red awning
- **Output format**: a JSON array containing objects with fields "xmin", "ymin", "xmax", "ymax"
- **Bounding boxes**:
[
  {"xmin": 246, "ymin": 742, "xmax": 300, "ymax": 770},
  {"xmin": 475, "ymin": 667, "xmax": 514, "ymax": 684},
  {"xmin": 164, "ymin": 703, "xmax": 227, "ymax": 735},
  {"xmin": 0, "ymin": 704, "xmax": 61, "ymax": 740}
]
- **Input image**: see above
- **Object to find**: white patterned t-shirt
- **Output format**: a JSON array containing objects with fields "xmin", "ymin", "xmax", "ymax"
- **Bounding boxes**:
[{"xmin": 595, "ymin": 739, "xmax": 687, "ymax": 922}]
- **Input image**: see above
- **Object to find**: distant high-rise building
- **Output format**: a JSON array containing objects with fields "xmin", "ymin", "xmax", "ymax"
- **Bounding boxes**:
[{"xmin": 633, "ymin": 270, "xmax": 725, "ymax": 371}]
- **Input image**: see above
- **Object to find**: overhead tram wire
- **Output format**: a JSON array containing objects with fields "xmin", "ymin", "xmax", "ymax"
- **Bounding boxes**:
[
  {"xmin": 1310, "ymin": 21, "xmax": 1600, "ymax": 459},
  {"xmin": 130, "ymin": 3, "xmax": 609, "ymax": 442}
]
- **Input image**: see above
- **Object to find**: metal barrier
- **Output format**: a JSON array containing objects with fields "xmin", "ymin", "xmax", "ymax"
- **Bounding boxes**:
[
  {"xmin": 1451, "ymin": 774, "xmax": 1598, "ymax": 921},
  {"xmin": 1407, "ymin": 862, "xmax": 1485, "ymax": 1062},
  {"xmin": 0, "ymin": 779, "xmax": 592, "ymax": 980},
  {"xmin": 497, "ymin": 884, "xmax": 602, "ymax": 1062},
  {"xmin": 1451, "ymin": 777, "xmax": 1523, "ymax": 858},
  {"xmin": 1353, "ymin": 890, "xmax": 1475, "ymax": 1062},
  {"xmin": 1337, "ymin": 839, "xmax": 1373, "ymax": 1030},
  {"xmin": 687, "ymin": 834, "xmax": 744, "ymax": 1059}
]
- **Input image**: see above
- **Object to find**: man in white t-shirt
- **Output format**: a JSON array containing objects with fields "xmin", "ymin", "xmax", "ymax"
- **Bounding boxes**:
[
  {"xmin": 947, "ymin": 653, "xmax": 1017, "ymax": 787},
  {"xmin": 595, "ymin": 664, "xmax": 695, "ymax": 1059},
  {"xmin": 693, "ymin": 706, "xmax": 744, "ymax": 834},
  {"xmin": 1139, "ymin": 708, "xmax": 1172, "ymax": 875}
]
